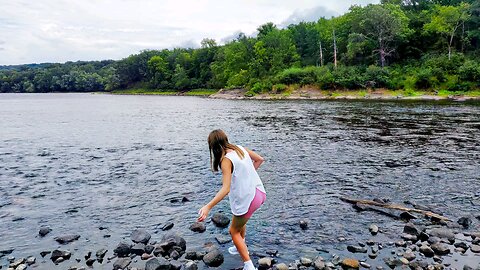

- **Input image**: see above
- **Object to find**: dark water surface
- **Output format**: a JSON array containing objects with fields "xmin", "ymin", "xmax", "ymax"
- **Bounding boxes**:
[{"xmin": 1, "ymin": 93, "xmax": 479, "ymax": 269}]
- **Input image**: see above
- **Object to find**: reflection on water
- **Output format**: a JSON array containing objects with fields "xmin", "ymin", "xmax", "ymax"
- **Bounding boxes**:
[{"xmin": 0, "ymin": 94, "xmax": 479, "ymax": 269}]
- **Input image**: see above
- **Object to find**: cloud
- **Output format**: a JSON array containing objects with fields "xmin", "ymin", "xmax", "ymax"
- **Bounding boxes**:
[
  {"xmin": 0, "ymin": 0, "xmax": 379, "ymax": 65},
  {"xmin": 280, "ymin": 6, "xmax": 339, "ymax": 28}
]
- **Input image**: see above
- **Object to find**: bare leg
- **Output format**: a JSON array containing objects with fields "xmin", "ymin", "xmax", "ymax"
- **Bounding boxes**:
[
  {"xmin": 240, "ymin": 224, "xmax": 246, "ymax": 240},
  {"xmin": 230, "ymin": 215, "xmax": 250, "ymax": 262}
]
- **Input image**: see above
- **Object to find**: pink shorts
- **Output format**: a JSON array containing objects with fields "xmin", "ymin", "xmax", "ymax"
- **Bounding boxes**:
[{"xmin": 239, "ymin": 188, "xmax": 266, "ymax": 219}]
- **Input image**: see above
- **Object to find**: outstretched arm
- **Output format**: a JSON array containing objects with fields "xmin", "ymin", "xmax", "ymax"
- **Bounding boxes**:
[
  {"xmin": 245, "ymin": 147, "xmax": 264, "ymax": 170},
  {"xmin": 197, "ymin": 158, "xmax": 232, "ymax": 222}
]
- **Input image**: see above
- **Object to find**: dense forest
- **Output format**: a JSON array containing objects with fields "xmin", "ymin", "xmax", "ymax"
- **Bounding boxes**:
[{"xmin": 1, "ymin": 0, "xmax": 479, "ymax": 95}]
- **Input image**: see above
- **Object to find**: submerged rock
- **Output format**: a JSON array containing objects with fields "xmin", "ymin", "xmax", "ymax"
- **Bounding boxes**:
[
  {"xmin": 299, "ymin": 219, "xmax": 308, "ymax": 230},
  {"xmin": 54, "ymin": 234, "xmax": 80, "ymax": 244},
  {"xmin": 113, "ymin": 257, "xmax": 131, "ymax": 270},
  {"xmin": 457, "ymin": 217, "xmax": 472, "ymax": 229},
  {"xmin": 161, "ymin": 222, "xmax": 174, "ymax": 231},
  {"xmin": 39, "ymin": 226, "xmax": 52, "ymax": 237},
  {"xmin": 189, "ymin": 222, "xmax": 206, "ymax": 233}
]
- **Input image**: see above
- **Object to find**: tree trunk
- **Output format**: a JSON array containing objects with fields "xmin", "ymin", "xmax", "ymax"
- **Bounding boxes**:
[
  {"xmin": 333, "ymin": 29, "xmax": 337, "ymax": 69},
  {"xmin": 319, "ymin": 41, "xmax": 324, "ymax": 67}
]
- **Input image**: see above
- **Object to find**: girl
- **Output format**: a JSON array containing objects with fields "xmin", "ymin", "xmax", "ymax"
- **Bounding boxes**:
[{"xmin": 198, "ymin": 129, "xmax": 266, "ymax": 270}]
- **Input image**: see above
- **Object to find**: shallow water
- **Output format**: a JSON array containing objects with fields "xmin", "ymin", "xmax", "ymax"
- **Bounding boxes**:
[{"xmin": 0, "ymin": 93, "xmax": 479, "ymax": 269}]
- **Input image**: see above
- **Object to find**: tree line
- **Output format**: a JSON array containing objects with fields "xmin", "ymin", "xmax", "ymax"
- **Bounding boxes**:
[{"xmin": 1, "ymin": 0, "xmax": 479, "ymax": 94}]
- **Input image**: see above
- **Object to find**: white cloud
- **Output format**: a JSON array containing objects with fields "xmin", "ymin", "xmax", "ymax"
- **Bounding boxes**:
[{"xmin": 0, "ymin": 0, "xmax": 378, "ymax": 65}]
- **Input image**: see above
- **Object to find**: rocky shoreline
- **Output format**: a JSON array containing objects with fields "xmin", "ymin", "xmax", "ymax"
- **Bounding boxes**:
[
  {"xmin": 209, "ymin": 88, "xmax": 480, "ymax": 102},
  {"xmin": 2, "ymin": 201, "xmax": 479, "ymax": 270}
]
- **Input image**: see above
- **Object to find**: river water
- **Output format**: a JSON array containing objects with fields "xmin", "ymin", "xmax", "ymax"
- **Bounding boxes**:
[{"xmin": 0, "ymin": 93, "xmax": 479, "ymax": 269}]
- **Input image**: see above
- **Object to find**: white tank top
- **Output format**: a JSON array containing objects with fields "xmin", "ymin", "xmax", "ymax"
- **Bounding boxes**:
[{"xmin": 224, "ymin": 145, "xmax": 266, "ymax": 216}]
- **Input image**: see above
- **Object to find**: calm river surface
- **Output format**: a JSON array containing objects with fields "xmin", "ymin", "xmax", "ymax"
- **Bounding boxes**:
[{"xmin": 0, "ymin": 93, "xmax": 479, "ymax": 269}]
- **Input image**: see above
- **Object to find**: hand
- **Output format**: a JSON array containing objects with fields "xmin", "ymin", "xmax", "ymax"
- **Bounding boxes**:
[{"xmin": 197, "ymin": 205, "xmax": 210, "ymax": 222}]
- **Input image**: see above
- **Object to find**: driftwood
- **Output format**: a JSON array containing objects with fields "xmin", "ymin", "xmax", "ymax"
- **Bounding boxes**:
[{"xmin": 341, "ymin": 197, "xmax": 451, "ymax": 222}]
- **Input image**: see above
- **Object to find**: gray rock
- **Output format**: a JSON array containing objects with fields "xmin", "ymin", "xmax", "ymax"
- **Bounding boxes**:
[
  {"xmin": 454, "ymin": 242, "xmax": 468, "ymax": 250},
  {"xmin": 384, "ymin": 258, "xmax": 402, "ymax": 268},
  {"xmin": 131, "ymin": 243, "xmax": 146, "ymax": 255},
  {"xmin": 274, "ymin": 263, "xmax": 289, "ymax": 270},
  {"xmin": 145, "ymin": 245, "xmax": 154, "ymax": 254},
  {"xmin": 145, "ymin": 258, "xmax": 163, "ymax": 270},
  {"xmin": 300, "ymin": 257, "xmax": 312, "ymax": 266},
  {"xmin": 299, "ymin": 219, "xmax": 308, "ymax": 230},
  {"xmin": 114, "ymin": 242, "xmax": 131, "ymax": 257},
  {"xmin": 170, "ymin": 260, "xmax": 183, "ymax": 270},
  {"xmin": 16, "ymin": 264, "xmax": 27, "ymax": 270},
  {"xmin": 313, "ymin": 258, "xmax": 325, "ymax": 270},
  {"xmin": 395, "ymin": 240, "xmax": 407, "ymax": 247},
  {"xmin": 131, "ymin": 229, "xmax": 151, "ymax": 244},
  {"xmin": 470, "ymin": 244, "xmax": 480, "ymax": 253},
  {"xmin": 400, "ymin": 211, "xmax": 417, "ymax": 220},
  {"xmin": 431, "ymin": 243, "xmax": 450, "ymax": 255},
  {"xmin": 258, "ymin": 257, "xmax": 273, "ymax": 269},
  {"xmin": 211, "ymin": 212, "xmax": 230, "ymax": 228},
  {"xmin": 170, "ymin": 250, "xmax": 181, "ymax": 260},
  {"xmin": 161, "ymin": 232, "xmax": 186, "ymax": 251},
  {"xmin": 369, "ymin": 224, "xmax": 379, "ymax": 235},
  {"xmin": 347, "ymin": 245, "xmax": 367, "ymax": 253},
  {"xmin": 402, "ymin": 233, "xmax": 418, "ymax": 242},
  {"xmin": 427, "ymin": 228, "xmax": 455, "ymax": 243},
  {"xmin": 185, "ymin": 251, "xmax": 197, "ymax": 260},
  {"xmin": 86, "ymin": 258, "xmax": 95, "ymax": 266},
  {"xmin": 25, "ymin": 256, "xmax": 36, "ymax": 265},
  {"xmin": 54, "ymin": 234, "xmax": 80, "ymax": 244},
  {"xmin": 161, "ymin": 222, "xmax": 174, "ymax": 231},
  {"xmin": 51, "ymin": 250, "xmax": 71, "ymax": 261},
  {"xmin": 54, "ymin": 257, "xmax": 65, "ymax": 264},
  {"xmin": 9, "ymin": 258, "xmax": 25, "ymax": 268},
  {"xmin": 183, "ymin": 261, "xmax": 198, "ymax": 270},
  {"xmin": 40, "ymin": 251, "xmax": 50, "ymax": 257},
  {"xmin": 457, "ymin": 217, "xmax": 472, "ymax": 229},
  {"xmin": 215, "ymin": 235, "xmax": 230, "ymax": 244},
  {"xmin": 360, "ymin": 262, "xmax": 371, "ymax": 268},
  {"xmin": 39, "ymin": 226, "xmax": 52, "ymax": 237},
  {"xmin": 203, "ymin": 249, "xmax": 224, "ymax": 267},
  {"xmin": 404, "ymin": 223, "xmax": 420, "ymax": 236},
  {"xmin": 96, "ymin": 248, "xmax": 107, "ymax": 259},
  {"xmin": 420, "ymin": 245, "xmax": 435, "ymax": 257},
  {"xmin": 113, "ymin": 257, "xmax": 131, "ymax": 270},
  {"xmin": 403, "ymin": 251, "xmax": 416, "ymax": 261},
  {"xmin": 189, "ymin": 222, "xmax": 206, "ymax": 233}
]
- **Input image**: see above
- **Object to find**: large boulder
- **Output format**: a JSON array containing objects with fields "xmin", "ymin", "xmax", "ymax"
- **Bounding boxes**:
[
  {"xmin": 113, "ymin": 242, "xmax": 131, "ymax": 257},
  {"xmin": 161, "ymin": 232, "xmax": 186, "ymax": 251},
  {"xmin": 203, "ymin": 249, "xmax": 224, "ymax": 267}
]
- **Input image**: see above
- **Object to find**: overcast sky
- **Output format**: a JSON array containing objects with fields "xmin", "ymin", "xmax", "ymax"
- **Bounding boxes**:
[{"xmin": 0, "ymin": 0, "xmax": 378, "ymax": 65}]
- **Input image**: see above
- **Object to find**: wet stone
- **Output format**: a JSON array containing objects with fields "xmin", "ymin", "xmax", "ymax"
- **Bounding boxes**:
[
  {"xmin": 85, "ymin": 258, "xmax": 95, "ymax": 266},
  {"xmin": 431, "ymin": 243, "xmax": 450, "ymax": 255},
  {"xmin": 347, "ymin": 245, "xmax": 367, "ymax": 253},
  {"xmin": 96, "ymin": 248, "xmax": 107, "ymax": 259},
  {"xmin": 470, "ymin": 244, "xmax": 480, "ymax": 253},
  {"xmin": 131, "ymin": 243, "xmax": 146, "ymax": 255},
  {"xmin": 457, "ymin": 217, "xmax": 472, "ymax": 229},
  {"xmin": 39, "ymin": 226, "xmax": 52, "ymax": 237},
  {"xmin": 203, "ymin": 249, "xmax": 224, "ymax": 267},
  {"xmin": 258, "ymin": 257, "xmax": 273, "ymax": 269},
  {"xmin": 427, "ymin": 228, "xmax": 455, "ymax": 243},
  {"xmin": 16, "ymin": 265, "xmax": 27, "ymax": 270},
  {"xmin": 313, "ymin": 258, "xmax": 325, "ymax": 270},
  {"xmin": 25, "ymin": 256, "xmax": 36, "ymax": 265},
  {"xmin": 402, "ymin": 233, "xmax": 418, "ymax": 242},
  {"xmin": 369, "ymin": 224, "xmax": 379, "ymax": 235},
  {"xmin": 130, "ymin": 229, "xmax": 151, "ymax": 244},
  {"xmin": 274, "ymin": 263, "xmax": 289, "ymax": 270},
  {"xmin": 184, "ymin": 261, "xmax": 198, "ymax": 270},
  {"xmin": 403, "ymin": 251, "xmax": 416, "ymax": 261},
  {"xmin": 454, "ymin": 242, "xmax": 468, "ymax": 250},
  {"xmin": 420, "ymin": 245, "xmax": 435, "ymax": 257},
  {"xmin": 360, "ymin": 262, "xmax": 371, "ymax": 269},
  {"xmin": 161, "ymin": 222, "xmax": 174, "ymax": 231},
  {"xmin": 40, "ymin": 251, "xmax": 50, "ymax": 257},
  {"xmin": 54, "ymin": 234, "xmax": 80, "ymax": 244},
  {"xmin": 114, "ymin": 242, "xmax": 131, "ymax": 257},
  {"xmin": 300, "ymin": 257, "xmax": 312, "ymax": 266},
  {"xmin": 113, "ymin": 257, "xmax": 131, "ymax": 270},
  {"xmin": 299, "ymin": 219, "xmax": 308, "ymax": 230},
  {"xmin": 395, "ymin": 240, "xmax": 407, "ymax": 247},
  {"xmin": 189, "ymin": 222, "xmax": 206, "ymax": 233},
  {"xmin": 51, "ymin": 250, "xmax": 71, "ymax": 261},
  {"xmin": 211, "ymin": 212, "xmax": 230, "ymax": 228},
  {"xmin": 341, "ymin": 258, "xmax": 359, "ymax": 269},
  {"xmin": 9, "ymin": 258, "xmax": 25, "ymax": 268}
]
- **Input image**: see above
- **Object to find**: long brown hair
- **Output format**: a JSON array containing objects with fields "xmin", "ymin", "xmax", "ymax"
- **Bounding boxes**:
[{"xmin": 208, "ymin": 129, "xmax": 244, "ymax": 172}]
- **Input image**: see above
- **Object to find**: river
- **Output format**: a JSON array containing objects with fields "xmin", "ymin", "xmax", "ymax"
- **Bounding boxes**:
[{"xmin": 0, "ymin": 93, "xmax": 479, "ymax": 269}]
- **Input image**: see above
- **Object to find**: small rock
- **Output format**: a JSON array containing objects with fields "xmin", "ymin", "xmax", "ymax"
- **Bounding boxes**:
[
  {"xmin": 211, "ymin": 213, "xmax": 230, "ymax": 228},
  {"xmin": 54, "ymin": 234, "xmax": 80, "ymax": 244},
  {"xmin": 368, "ymin": 253, "xmax": 377, "ymax": 259},
  {"xmin": 470, "ymin": 244, "xmax": 480, "ymax": 253},
  {"xmin": 141, "ymin": 253, "xmax": 153, "ymax": 260},
  {"xmin": 266, "ymin": 249, "xmax": 278, "ymax": 256},
  {"xmin": 274, "ymin": 263, "xmax": 289, "ymax": 270},
  {"xmin": 113, "ymin": 257, "xmax": 131, "ymax": 270},
  {"xmin": 9, "ymin": 258, "xmax": 25, "ymax": 268},
  {"xmin": 366, "ymin": 239, "xmax": 375, "ymax": 246},
  {"xmin": 299, "ymin": 219, "xmax": 308, "ymax": 230},
  {"xmin": 399, "ymin": 258, "xmax": 409, "ymax": 265},
  {"xmin": 395, "ymin": 240, "xmax": 407, "ymax": 247},
  {"xmin": 170, "ymin": 260, "xmax": 183, "ymax": 270},
  {"xmin": 86, "ymin": 258, "xmax": 95, "ymax": 266},
  {"xmin": 384, "ymin": 258, "xmax": 402, "ymax": 268},
  {"xmin": 420, "ymin": 245, "xmax": 435, "ymax": 257},
  {"xmin": 214, "ymin": 235, "xmax": 230, "ymax": 244},
  {"xmin": 161, "ymin": 232, "xmax": 186, "ymax": 251},
  {"xmin": 403, "ymin": 251, "xmax": 416, "ymax": 261},
  {"xmin": 96, "ymin": 248, "xmax": 107, "ymax": 259},
  {"xmin": 189, "ymin": 222, "xmax": 206, "ymax": 233},
  {"xmin": 457, "ymin": 217, "xmax": 472, "ymax": 229},
  {"xmin": 258, "ymin": 257, "xmax": 273, "ymax": 269},
  {"xmin": 203, "ymin": 249, "xmax": 224, "ymax": 267},
  {"xmin": 313, "ymin": 258, "xmax": 325, "ymax": 270},
  {"xmin": 360, "ymin": 262, "xmax": 371, "ymax": 268},
  {"xmin": 130, "ymin": 229, "xmax": 151, "ymax": 244},
  {"xmin": 51, "ymin": 250, "xmax": 71, "ymax": 261},
  {"xmin": 404, "ymin": 223, "xmax": 419, "ymax": 236},
  {"xmin": 54, "ymin": 257, "xmax": 65, "ymax": 264},
  {"xmin": 114, "ymin": 242, "xmax": 131, "ymax": 257},
  {"xmin": 184, "ymin": 261, "xmax": 198, "ymax": 270},
  {"xmin": 145, "ymin": 245, "xmax": 154, "ymax": 254},
  {"xmin": 40, "ymin": 251, "xmax": 50, "ymax": 257},
  {"xmin": 400, "ymin": 211, "xmax": 417, "ymax": 220},
  {"xmin": 161, "ymin": 222, "xmax": 174, "ymax": 231},
  {"xmin": 454, "ymin": 242, "xmax": 468, "ymax": 250},
  {"xmin": 131, "ymin": 243, "xmax": 146, "ymax": 255},
  {"xmin": 369, "ymin": 224, "xmax": 379, "ymax": 235},
  {"xmin": 431, "ymin": 243, "xmax": 450, "ymax": 255},
  {"xmin": 341, "ymin": 258, "xmax": 359, "ymax": 269},
  {"xmin": 25, "ymin": 256, "xmax": 36, "ymax": 265},
  {"xmin": 300, "ymin": 257, "xmax": 312, "ymax": 266},
  {"xmin": 347, "ymin": 245, "xmax": 367, "ymax": 253},
  {"xmin": 39, "ymin": 226, "xmax": 52, "ymax": 237},
  {"xmin": 427, "ymin": 228, "xmax": 455, "ymax": 243}
]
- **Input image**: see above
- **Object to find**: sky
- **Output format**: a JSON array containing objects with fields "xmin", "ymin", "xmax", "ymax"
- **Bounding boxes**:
[{"xmin": 0, "ymin": 0, "xmax": 378, "ymax": 65}]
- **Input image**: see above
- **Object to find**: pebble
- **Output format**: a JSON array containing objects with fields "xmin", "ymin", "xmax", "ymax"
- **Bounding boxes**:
[
  {"xmin": 131, "ymin": 243, "xmax": 146, "ymax": 255},
  {"xmin": 403, "ymin": 251, "xmax": 416, "ymax": 261},
  {"xmin": 25, "ymin": 256, "xmax": 36, "ymax": 265},
  {"xmin": 39, "ymin": 226, "xmax": 52, "ymax": 237},
  {"xmin": 420, "ymin": 245, "xmax": 435, "ymax": 257},
  {"xmin": 369, "ymin": 224, "xmax": 379, "ymax": 235},
  {"xmin": 299, "ymin": 219, "xmax": 308, "ymax": 230},
  {"xmin": 274, "ymin": 263, "xmax": 289, "ymax": 270},
  {"xmin": 360, "ymin": 262, "xmax": 371, "ymax": 268},
  {"xmin": 470, "ymin": 244, "xmax": 480, "ymax": 253},
  {"xmin": 40, "ymin": 251, "xmax": 50, "ymax": 257},
  {"xmin": 300, "ymin": 257, "xmax": 312, "ymax": 266},
  {"xmin": 457, "ymin": 217, "xmax": 472, "ymax": 228},
  {"xmin": 431, "ymin": 243, "xmax": 450, "ymax": 255},
  {"xmin": 427, "ymin": 228, "xmax": 455, "ymax": 243},
  {"xmin": 96, "ymin": 248, "xmax": 107, "ymax": 259},
  {"xmin": 258, "ymin": 257, "xmax": 274, "ymax": 268},
  {"xmin": 313, "ymin": 258, "xmax": 325, "ymax": 270},
  {"xmin": 395, "ymin": 240, "xmax": 407, "ymax": 247},
  {"xmin": 347, "ymin": 245, "xmax": 367, "ymax": 253},
  {"xmin": 161, "ymin": 222, "xmax": 174, "ymax": 231},
  {"xmin": 9, "ymin": 258, "xmax": 25, "ymax": 268}
]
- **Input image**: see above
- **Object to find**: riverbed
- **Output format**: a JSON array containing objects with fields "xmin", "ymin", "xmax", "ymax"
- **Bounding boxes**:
[{"xmin": 0, "ymin": 93, "xmax": 479, "ymax": 269}]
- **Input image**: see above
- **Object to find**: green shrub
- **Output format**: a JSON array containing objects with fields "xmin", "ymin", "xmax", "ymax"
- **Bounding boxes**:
[
  {"xmin": 365, "ymin": 65, "xmax": 390, "ymax": 88},
  {"xmin": 227, "ymin": 69, "xmax": 249, "ymax": 88},
  {"xmin": 332, "ymin": 66, "xmax": 365, "ymax": 89},
  {"xmin": 423, "ymin": 53, "xmax": 465, "ymax": 74},
  {"xmin": 444, "ymin": 75, "xmax": 473, "ymax": 92},
  {"xmin": 276, "ymin": 67, "xmax": 317, "ymax": 85},
  {"xmin": 414, "ymin": 68, "xmax": 435, "ymax": 89},
  {"xmin": 273, "ymin": 83, "xmax": 287, "ymax": 93},
  {"xmin": 317, "ymin": 68, "xmax": 335, "ymax": 89},
  {"xmin": 458, "ymin": 60, "xmax": 480, "ymax": 83},
  {"xmin": 249, "ymin": 80, "xmax": 273, "ymax": 94}
]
